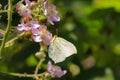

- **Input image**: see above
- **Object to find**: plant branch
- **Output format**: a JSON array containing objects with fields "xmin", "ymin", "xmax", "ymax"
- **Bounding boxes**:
[
  {"xmin": 0, "ymin": 10, "xmax": 8, "ymax": 13},
  {"xmin": 0, "ymin": 29, "xmax": 5, "ymax": 34},
  {"xmin": 5, "ymin": 32, "xmax": 24, "ymax": 47},
  {"xmin": 0, "ymin": 72, "xmax": 47, "ymax": 79},
  {"xmin": 0, "ymin": 0, "xmax": 12, "ymax": 59},
  {"xmin": 34, "ymin": 58, "xmax": 45, "ymax": 79}
]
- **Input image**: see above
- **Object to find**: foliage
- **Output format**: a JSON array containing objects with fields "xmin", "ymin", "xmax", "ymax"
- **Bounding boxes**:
[{"xmin": 1, "ymin": 0, "xmax": 120, "ymax": 80}]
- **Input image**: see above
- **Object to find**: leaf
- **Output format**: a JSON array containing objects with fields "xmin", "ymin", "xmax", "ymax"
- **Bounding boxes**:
[{"xmin": 48, "ymin": 36, "xmax": 77, "ymax": 63}]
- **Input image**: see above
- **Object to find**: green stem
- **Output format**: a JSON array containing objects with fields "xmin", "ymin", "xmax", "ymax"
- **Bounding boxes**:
[
  {"xmin": 0, "ymin": 0, "xmax": 12, "ymax": 59},
  {"xmin": 0, "ymin": 72, "xmax": 47, "ymax": 78},
  {"xmin": 35, "ymin": 46, "xmax": 46, "ymax": 75},
  {"xmin": 7, "ymin": 73, "xmax": 35, "ymax": 78},
  {"xmin": 34, "ymin": 58, "xmax": 45, "ymax": 79},
  {"xmin": 5, "ymin": 32, "xmax": 24, "ymax": 47},
  {"xmin": 0, "ymin": 10, "xmax": 8, "ymax": 13},
  {"xmin": 0, "ymin": 29, "xmax": 5, "ymax": 34}
]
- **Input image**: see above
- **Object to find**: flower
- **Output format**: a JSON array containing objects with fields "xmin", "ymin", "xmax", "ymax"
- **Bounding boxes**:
[
  {"xmin": 18, "ymin": 20, "xmax": 40, "ymax": 31},
  {"xmin": 17, "ymin": 19, "xmax": 52, "ymax": 45},
  {"xmin": 39, "ymin": 25, "xmax": 47, "ymax": 30},
  {"xmin": 32, "ymin": 25, "xmax": 52, "ymax": 45},
  {"xmin": 25, "ymin": 0, "xmax": 30, "ymax": 8},
  {"xmin": 39, "ymin": 29, "xmax": 52, "ymax": 45},
  {"xmin": 17, "ymin": 20, "xmax": 41, "ymax": 42},
  {"xmin": 44, "ymin": 0, "xmax": 60, "ymax": 25},
  {"xmin": 16, "ymin": 0, "xmax": 53, "ymax": 45},
  {"xmin": 30, "ymin": 21, "xmax": 40, "ymax": 35},
  {"xmin": 17, "ymin": 22, "xmax": 31, "ymax": 31},
  {"xmin": 32, "ymin": 35, "xmax": 42, "ymax": 42},
  {"xmin": 30, "ymin": 21, "xmax": 40, "ymax": 28},
  {"xmin": 16, "ymin": 0, "xmax": 31, "ymax": 16},
  {"xmin": 47, "ymin": 61, "xmax": 67, "ymax": 78},
  {"xmin": 0, "ymin": 33, "xmax": 3, "ymax": 38}
]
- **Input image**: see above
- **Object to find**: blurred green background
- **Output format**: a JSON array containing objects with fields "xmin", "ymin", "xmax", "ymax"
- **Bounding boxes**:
[{"xmin": 1, "ymin": 0, "xmax": 120, "ymax": 80}]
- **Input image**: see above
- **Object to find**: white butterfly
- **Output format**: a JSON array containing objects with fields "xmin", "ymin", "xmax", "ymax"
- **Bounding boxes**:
[{"xmin": 48, "ymin": 36, "xmax": 77, "ymax": 63}]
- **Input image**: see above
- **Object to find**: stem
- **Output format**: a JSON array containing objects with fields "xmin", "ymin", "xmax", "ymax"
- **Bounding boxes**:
[
  {"xmin": 0, "ymin": 72, "xmax": 47, "ymax": 79},
  {"xmin": 0, "ymin": 29, "xmax": 5, "ymax": 34},
  {"xmin": 0, "ymin": 10, "xmax": 8, "ymax": 13},
  {"xmin": 35, "ymin": 45, "xmax": 46, "ymax": 75},
  {"xmin": 7, "ymin": 73, "xmax": 35, "ymax": 78},
  {"xmin": 34, "ymin": 46, "xmax": 46, "ymax": 80},
  {"xmin": 5, "ymin": 32, "xmax": 24, "ymax": 47},
  {"xmin": 0, "ymin": 0, "xmax": 12, "ymax": 59},
  {"xmin": 34, "ymin": 58, "xmax": 44, "ymax": 79}
]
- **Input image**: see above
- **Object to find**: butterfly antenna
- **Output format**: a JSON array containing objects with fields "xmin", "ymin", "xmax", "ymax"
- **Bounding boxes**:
[
  {"xmin": 55, "ymin": 26, "xmax": 59, "ymax": 36},
  {"xmin": 51, "ymin": 26, "xmax": 59, "ymax": 43}
]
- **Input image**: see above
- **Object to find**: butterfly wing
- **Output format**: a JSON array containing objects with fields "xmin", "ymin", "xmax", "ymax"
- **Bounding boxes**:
[
  {"xmin": 48, "ymin": 40, "xmax": 66, "ymax": 63},
  {"xmin": 57, "ymin": 37, "xmax": 77, "ymax": 57},
  {"xmin": 48, "ymin": 37, "xmax": 77, "ymax": 63}
]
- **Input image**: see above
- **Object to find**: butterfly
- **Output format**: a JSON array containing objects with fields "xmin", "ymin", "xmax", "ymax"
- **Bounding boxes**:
[{"xmin": 48, "ymin": 36, "xmax": 77, "ymax": 63}]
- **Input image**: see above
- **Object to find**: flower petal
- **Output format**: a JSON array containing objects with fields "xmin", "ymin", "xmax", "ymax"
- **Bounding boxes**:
[
  {"xmin": 31, "ymin": 21, "xmax": 40, "ymax": 28},
  {"xmin": 43, "ymin": 31, "xmax": 52, "ymax": 45},
  {"xmin": 17, "ymin": 24, "xmax": 25, "ymax": 31},
  {"xmin": 32, "ymin": 35, "xmax": 42, "ymax": 42},
  {"xmin": 31, "ymin": 28, "xmax": 39, "ymax": 35},
  {"xmin": 39, "ymin": 25, "xmax": 47, "ymax": 31}
]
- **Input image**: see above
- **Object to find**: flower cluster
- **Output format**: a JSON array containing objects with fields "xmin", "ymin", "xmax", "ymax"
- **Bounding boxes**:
[
  {"xmin": 16, "ymin": 0, "xmax": 60, "ymax": 46},
  {"xmin": 16, "ymin": 0, "xmax": 66, "ymax": 78}
]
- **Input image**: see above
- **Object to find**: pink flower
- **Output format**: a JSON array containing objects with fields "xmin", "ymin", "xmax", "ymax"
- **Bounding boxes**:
[
  {"xmin": 32, "ymin": 25, "xmax": 52, "ymax": 45},
  {"xmin": 17, "ymin": 22, "xmax": 31, "ymax": 31},
  {"xmin": 25, "ymin": 0, "xmax": 30, "ymax": 8},
  {"xmin": 44, "ymin": 0, "xmax": 60, "ymax": 25},
  {"xmin": 30, "ymin": 21, "xmax": 40, "ymax": 35},
  {"xmin": 17, "ymin": 20, "xmax": 40, "ymax": 32},
  {"xmin": 16, "ymin": 0, "xmax": 31, "ymax": 16},
  {"xmin": 32, "ymin": 35, "xmax": 42, "ymax": 42},
  {"xmin": 39, "ymin": 29, "xmax": 52, "ymax": 45},
  {"xmin": 17, "ymin": 20, "xmax": 41, "ymax": 42},
  {"xmin": 16, "ymin": 0, "xmax": 53, "ymax": 45},
  {"xmin": 47, "ymin": 61, "xmax": 67, "ymax": 78}
]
